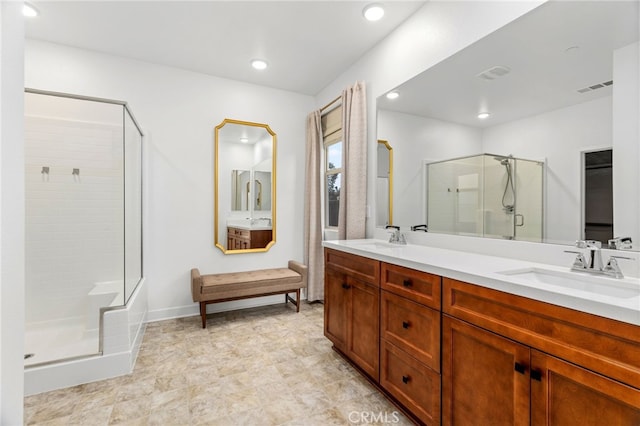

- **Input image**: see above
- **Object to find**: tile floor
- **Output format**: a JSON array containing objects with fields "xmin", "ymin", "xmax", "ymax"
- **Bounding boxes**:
[{"xmin": 24, "ymin": 302, "xmax": 414, "ymax": 425}]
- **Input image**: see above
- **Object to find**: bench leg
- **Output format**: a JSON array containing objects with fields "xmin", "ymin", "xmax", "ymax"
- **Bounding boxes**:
[
  {"xmin": 200, "ymin": 302, "xmax": 207, "ymax": 329},
  {"xmin": 285, "ymin": 290, "xmax": 301, "ymax": 313}
]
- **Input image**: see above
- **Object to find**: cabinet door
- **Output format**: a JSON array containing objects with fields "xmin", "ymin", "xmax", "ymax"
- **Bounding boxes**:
[
  {"xmin": 324, "ymin": 268, "xmax": 348, "ymax": 351},
  {"xmin": 531, "ymin": 350, "xmax": 640, "ymax": 425},
  {"xmin": 348, "ymin": 277, "xmax": 380, "ymax": 380},
  {"xmin": 442, "ymin": 316, "xmax": 530, "ymax": 426}
]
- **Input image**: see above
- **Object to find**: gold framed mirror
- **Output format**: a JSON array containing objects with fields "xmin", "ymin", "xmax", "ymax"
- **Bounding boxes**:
[
  {"xmin": 214, "ymin": 118, "xmax": 276, "ymax": 254},
  {"xmin": 376, "ymin": 139, "xmax": 393, "ymax": 227}
]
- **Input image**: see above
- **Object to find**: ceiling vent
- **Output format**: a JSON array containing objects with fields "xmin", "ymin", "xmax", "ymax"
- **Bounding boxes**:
[
  {"xmin": 577, "ymin": 80, "xmax": 613, "ymax": 94},
  {"xmin": 476, "ymin": 65, "xmax": 511, "ymax": 81}
]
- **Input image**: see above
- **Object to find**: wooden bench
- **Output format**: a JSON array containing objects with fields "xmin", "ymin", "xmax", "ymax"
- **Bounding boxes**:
[{"xmin": 190, "ymin": 260, "xmax": 307, "ymax": 328}]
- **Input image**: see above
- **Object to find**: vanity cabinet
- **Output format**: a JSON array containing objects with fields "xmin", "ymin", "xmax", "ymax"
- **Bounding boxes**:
[
  {"xmin": 380, "ymin": 263, "xmax": 441, "ymax": 425},
  {"xmin": 324, "ymin": 248, "xmax": 380, "ymax": 380},
  {"xmin": 226, "ymin": 227, "xmax": 272, "ymax": 250},
  {"xmin": 324, "ymin": 246, "xmax": 640, "ymax": 425},
  {"xmin": 442, "ymin": 277, "xmax": 640, "ymax": 425}
]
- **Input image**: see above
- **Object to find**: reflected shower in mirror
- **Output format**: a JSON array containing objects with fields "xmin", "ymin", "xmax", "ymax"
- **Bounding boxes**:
[
  {"xmin": 214, "ymin": 119, "xmax": 276, "ymax": 253},
  {"xmin": 377, "ymin": 0, "xmax": 639, "ymax": 249},
  {"xmin": 425, "ymin": 154, "xmax": 543, "ymax": 241}
]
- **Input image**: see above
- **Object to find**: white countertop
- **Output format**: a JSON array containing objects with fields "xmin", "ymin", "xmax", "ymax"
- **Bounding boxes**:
[
  {"xmin": 228, "ymin": 224, "xmax": 272, "ymax": 231},
  {"xmin": 323, "ymin": 239, "xmax": 640, "ymax": 326},
  {"xmin": 227, "ymin": 219, "xmax": 272, "ymax": 231}
]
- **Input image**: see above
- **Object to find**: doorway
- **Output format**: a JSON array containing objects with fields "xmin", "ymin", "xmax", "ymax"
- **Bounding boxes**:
[{"xmin": 583, "ymin": 149, "xmax": 613, "ymax": 245}]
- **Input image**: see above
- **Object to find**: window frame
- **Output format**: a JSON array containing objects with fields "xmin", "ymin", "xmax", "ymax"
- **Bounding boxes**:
[{"xmin": 324, "ymin": 138, "xmax": 343, "ymax": 229}]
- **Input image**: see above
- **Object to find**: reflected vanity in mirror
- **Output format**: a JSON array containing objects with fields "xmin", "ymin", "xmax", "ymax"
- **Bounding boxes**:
[
  {"xmin": 377, "ymin": 1, "xmax": 639, "ymax": 250},
  {"xmin": 214, "ymin": 119, "xmax": 276, "ymax": 253},
  {"xmin": 376, "ymin": 140, "xmax": 393, "ymax": 227}
]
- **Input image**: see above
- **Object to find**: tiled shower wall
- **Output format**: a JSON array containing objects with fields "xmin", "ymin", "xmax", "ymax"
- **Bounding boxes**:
[{"xmin": 25, "ymin": 115, "xmax": 124, "ymax": 325}]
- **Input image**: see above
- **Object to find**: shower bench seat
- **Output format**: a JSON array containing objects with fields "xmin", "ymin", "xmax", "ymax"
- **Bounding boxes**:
[{"xmin": 190, "ymin": 260, "xmax": 308, "ymax": 328}]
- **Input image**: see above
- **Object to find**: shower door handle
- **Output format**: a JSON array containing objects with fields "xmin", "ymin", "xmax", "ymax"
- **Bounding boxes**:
[{"xmin": 515, "ymin": 214, "xmax": 525, "ymax": 227}]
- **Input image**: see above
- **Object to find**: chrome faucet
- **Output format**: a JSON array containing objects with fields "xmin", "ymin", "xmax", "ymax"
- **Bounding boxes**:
[
  {"xmin": 565, "ymin": 240, "xmax": 633, "ymax": 279},
  {"xmin": 385, "ymin": 225, "xmax": 406, "ymax": 245},
  {"xmin": 608, "ymin": 236, "xmax": 633, "ymax": 250},
  {"xmin": 577, "ymin": 240, "xmax": 603, "ymax": 270}
]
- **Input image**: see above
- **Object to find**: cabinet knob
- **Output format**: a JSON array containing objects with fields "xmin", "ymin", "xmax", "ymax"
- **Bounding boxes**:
[
  {"xmin": 341, "ymin": 283, "xmax": 351, "ymax": 290},
  {"xmin": 514, "ymin": 362, "xmax": 526, "ymax": 374},
  {"xmin": 402, "ymin": 279, "xmax": 412, "ymax": 287},
  {"xmin": 402, "ymin": 321, "xmax": 410, "ymax": 329},
  {"xmin": 402, "ymin": 375, "xmax": 411, "ymax": 384},
  {"xmin": 531, "ymin": 370, "xmax": 542, "ymax": 381}
]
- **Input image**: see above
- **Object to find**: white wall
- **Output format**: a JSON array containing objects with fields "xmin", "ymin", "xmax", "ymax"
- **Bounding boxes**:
[
  {"xmin": 613, "ymin": 41, "xmax": 640, "ymax": 246},
  {"xmin": 25, "ymin": 40, "xmax": 314, "ymax": 321},
  {"xmin": 316, "ymin": 1, "xmax": 545, "ymax": 237},
  {"xmin": 1, "ymin": 2, "xmax": 25, "ymax": 422}
]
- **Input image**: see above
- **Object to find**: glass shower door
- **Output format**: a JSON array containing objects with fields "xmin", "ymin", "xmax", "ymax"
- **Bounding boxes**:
[{"xmin": 513, "ymin": 158, "xmax": 544, "ymax": 242}]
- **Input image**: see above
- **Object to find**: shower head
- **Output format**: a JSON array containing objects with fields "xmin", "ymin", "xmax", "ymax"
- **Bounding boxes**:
[
  {"xmin": 494, "ymin": 156, "xmax": 509, "ymax": 165},
  {"xmin": 493, "ymin": 155, "xmax": 512, "ymax": 166}
]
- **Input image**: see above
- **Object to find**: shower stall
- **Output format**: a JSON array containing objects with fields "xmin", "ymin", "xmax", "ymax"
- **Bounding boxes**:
[
  {"xmin": 426, "ymin": 153, "xmax": 543, "ymax": 241},
  {"xmin": 23, "ymin": 90, "xmax": 143, "ymax": 373}
]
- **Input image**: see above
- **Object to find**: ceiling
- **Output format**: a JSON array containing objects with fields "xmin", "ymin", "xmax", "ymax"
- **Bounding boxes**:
[
  {"xmin": 24, "ymin": 1, "xmax": 425, "ymax": 96},
  {"xmin": 377, "ymin": 1, "xmax": 639, "ymax": 128}
]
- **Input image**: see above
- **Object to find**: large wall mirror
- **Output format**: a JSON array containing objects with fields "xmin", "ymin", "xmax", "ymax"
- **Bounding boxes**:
[
  {"xmin": 214, "ymin": 118, "xmax": 276, "ymax": 254},
  {"xmin": 377, "ymin": 1, "xmax": 639, "ymax": 250}
]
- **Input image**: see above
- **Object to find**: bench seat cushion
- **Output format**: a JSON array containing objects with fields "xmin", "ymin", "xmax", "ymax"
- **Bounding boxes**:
[{"xmin": 200, "ymin": 267, "xmax": 304, "ymax": 300}]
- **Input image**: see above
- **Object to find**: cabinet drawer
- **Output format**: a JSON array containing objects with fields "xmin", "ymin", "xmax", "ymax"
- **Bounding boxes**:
[
  {"xmin": 381, "ymin": 263, "xmax": 441, "ymax": 309},
  {"xmin": 443, "ymin": 277, "xmax": 640, "ymax": 389},
  {"xmin": 325, "ymin": 248, "xmax": 379, "ymax": 285},
  {"xmin": 380, "ymin": 340, "xmax": 441, "ymax": 426},
  {"xmin": 227, "ymin": 227, "xmax": 250, "ymax": 238},
  {"xmin": 381, "ymin": 290, "xmax": 440, "ymax": 371}
]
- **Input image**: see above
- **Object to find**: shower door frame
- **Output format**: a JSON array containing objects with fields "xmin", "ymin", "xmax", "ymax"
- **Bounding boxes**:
[{"xmin": 24, "ymin": 88, "xmax": 144, "ymax": 366}]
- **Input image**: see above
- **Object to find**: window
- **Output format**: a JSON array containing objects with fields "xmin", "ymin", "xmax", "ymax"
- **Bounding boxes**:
[
  {"xmin": 325, "ymin": 141, "xmax": 342, "ymax": 227},
  {"xmin": 322, "ymin": 105, "xmax": 342, "ymax": 228}
]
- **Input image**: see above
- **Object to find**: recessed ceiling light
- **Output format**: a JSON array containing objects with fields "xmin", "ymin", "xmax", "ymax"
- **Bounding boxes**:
[
  {"xmin": 386, "ymin": 91, "xmax": 399, "ymax": 100},
  {"xmin": 251, "ymin": 59, "xmax": 268, "ymax": 71},
  {"xmin": 23, "ymin": 2, "xmax": 39, "ymax": 17},
  {"xmin": 240, "ymin": 137, "xmax": 249, "ymax": 143},
  {"xmin": 363, "ymin": 3, "xmax": 385, "ymax": 22},
  {"xmin": 477, "ymin": 112, "xmax": 491, "ymax": 119}
]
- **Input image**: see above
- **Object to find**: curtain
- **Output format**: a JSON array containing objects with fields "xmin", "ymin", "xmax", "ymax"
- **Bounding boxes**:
[
  {"xmin": 338, "ymin": 81, "xmax": 367, "ymax": 240},
  {"xmin": 304, "ymin": 110, "xmax": 324, "ymax": 301}
]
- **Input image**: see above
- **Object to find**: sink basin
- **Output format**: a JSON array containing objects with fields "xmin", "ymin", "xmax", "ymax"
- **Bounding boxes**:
[
  {"xmin": 349, "ymin": 241, "xmax": 405, "ymax": 251},
  {"xmin": 498, "ymin": 267, "xmax": 640, "ymax": 299}
]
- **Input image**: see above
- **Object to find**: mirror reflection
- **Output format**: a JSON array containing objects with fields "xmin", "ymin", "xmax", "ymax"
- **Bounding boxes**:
[
  {"xmin": 376, "ymin": 140, "xmax": 393, "ymax": 227},
  {"xmin": 215, "ymin": 119, "xmax": 276, "ymax": 253},
  {"xmin": 377, "ymin": 1, "xmax": 639, "ymax": 250}
]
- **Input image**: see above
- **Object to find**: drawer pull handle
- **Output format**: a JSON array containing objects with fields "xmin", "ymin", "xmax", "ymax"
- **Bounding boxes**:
[
  {"xmin": 341, "ymin": 283, "xmax": 351, "ymax": 290},
  {"xmin": 514, "ymin": 362, "xmax": 526, "ymax": 374},
  {"xmin": 402, "ymin": 321, "xmax": 410, "ymax": 329},
  {"xmin": 531, "ymin": 370, "xmax": 542, "ymax": 381},
  {"xmin": 402, "ymin": 279, "xmax": 412, "ymax": 287},
  {"xmin": 402, "ymin": 375, "xmax": 410, "ymax": 384}
]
